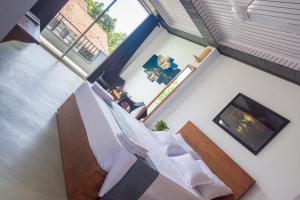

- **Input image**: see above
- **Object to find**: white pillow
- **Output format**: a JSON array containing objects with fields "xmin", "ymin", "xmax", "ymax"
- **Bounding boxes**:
[
  {"xmin": 151, "ymin": 130, "xmax": 174, "ymax": 135},
  {"xmin": 117, "ymin": 132, "xmax": 148, "ymax": 157},
  {"xmin": 153, "ymin": 133, "xmax": 201, "ymax": 160},
  {"xmin": 91, "ymin": 82, "xmax": 114, "ymax": 104},
  {"xmin": 164, "ymin": 142, "xmax": 187, "ymax": 157},
  {"xmin": 152, "ymin": 132, "xmax": 187, "ymax": 156},
  {"xmin": 174, "ymin": 133, "xmax": 201, "ymax": 160},
  {"xmin": 151, "ymin": 131, "xmax": 176, "ymax": 145},
  {"xmin": 195, "ymin": 159, "xmax": 232, "ymax": 199},
  {"xmin": 171, "ymin": 154, "xmax": 212, "ymax": 187}
]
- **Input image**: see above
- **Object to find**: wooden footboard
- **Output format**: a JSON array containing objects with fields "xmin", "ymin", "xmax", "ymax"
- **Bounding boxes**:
[
  {"xmin": 179, "ymin": 121, "xmax": 255, "ymax": 200},
  {"xmin": 57, "ymin": 94, "xmax": 107, "ymax": 200}
]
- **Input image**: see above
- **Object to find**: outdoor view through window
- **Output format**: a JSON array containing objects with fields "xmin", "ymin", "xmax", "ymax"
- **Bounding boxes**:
[
  {"xmin": 146, "ymin": 66, "xmax": 195, "ymax": 118},
  {"xmin": 41, "ymin": 0, "xmax": 148, "ymax": 77}
]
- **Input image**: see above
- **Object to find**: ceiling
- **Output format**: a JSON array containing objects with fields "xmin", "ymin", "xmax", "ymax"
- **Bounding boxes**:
[
  {"xmin": 149, "ymin": 0, "xmax": 202, "ymax": 37},
  {"xmin": 144, "ymin": 0, "xmax": 300, "ymax": 85},
  {"xmin": 200, "ymin": 0, "xmax": 300, "ymax": 69}
]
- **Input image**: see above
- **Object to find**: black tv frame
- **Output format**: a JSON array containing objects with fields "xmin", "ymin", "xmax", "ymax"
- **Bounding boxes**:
[{"xmin": 213, "ymin": 93, "xmax": 290, "ymax": 155}]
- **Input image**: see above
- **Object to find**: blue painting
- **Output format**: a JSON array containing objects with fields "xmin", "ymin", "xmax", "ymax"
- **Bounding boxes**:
[{"xmin": 143, "ymin": 55, "xmax": 181, "ymax": 85}]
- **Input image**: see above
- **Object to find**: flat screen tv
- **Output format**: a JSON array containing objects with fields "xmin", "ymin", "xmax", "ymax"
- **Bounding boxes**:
[{"xmin": 213, "ymin": 93, "xmax": 289, "ymax": 155}]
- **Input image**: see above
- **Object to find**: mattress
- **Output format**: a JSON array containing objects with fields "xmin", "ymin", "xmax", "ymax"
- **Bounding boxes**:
[
  {"xmin": 74, "ymin": 82, "xmax": 137, "ymax": 172},
  {"xmin": 74, "ymin": 82, "xmax": 202, "ymax": 200}
]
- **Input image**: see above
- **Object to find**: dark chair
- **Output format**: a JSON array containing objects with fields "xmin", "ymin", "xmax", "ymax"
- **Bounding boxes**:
[
  {"xmin": 118, "ymin": 96, "xmax": 145, "ymax": 113},
  {"xmin": 136, "ymin": 108, "xmax": 148, "ymax": 121},
  {"xmin": 96, "ymin": 71, "xmax": 125, "ymax": 91}
]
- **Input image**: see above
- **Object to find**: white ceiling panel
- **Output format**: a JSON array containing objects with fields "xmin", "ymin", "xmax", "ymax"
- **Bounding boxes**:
[
  {"xmin": 150, "ymin": 0, "xmax": 203, "ymax": 37},
  {"xmin": 200, "ymin": 0, "xmax": 300, "ymax": 67}
]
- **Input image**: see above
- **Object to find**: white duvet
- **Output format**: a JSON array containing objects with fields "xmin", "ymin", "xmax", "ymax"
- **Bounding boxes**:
[{"xmin": 75, "ymin": 82, "xmax": 203, "ymax": 200}]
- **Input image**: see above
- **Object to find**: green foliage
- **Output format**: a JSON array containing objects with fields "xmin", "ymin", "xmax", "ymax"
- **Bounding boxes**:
[
  {"xmin": 85, "ymin": 0, "xmax": 96, "ymax": 15},
  {"xmin": 108, "ymin": 31, "xmax": 126, "ymax": 53},
  {"xmin": 99, "ymin": 15, "xmax": 116, "ymax": 33},
  {"xmin": 85, "ymin": 0, "xmax": 127, "ymax": 53},
  {"xmin": 154, "ymin": 120, "xmax": 169, "ymax": 131}
]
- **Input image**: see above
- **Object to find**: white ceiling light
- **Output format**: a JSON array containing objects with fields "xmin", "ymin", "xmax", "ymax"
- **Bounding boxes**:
[
  {"xmin": 229, "ymin": 0, "xmax": 300, "ymax": 37},
  {"xmin": 230, "ymin": 0, "xmax": 249, "ymax": 21}
]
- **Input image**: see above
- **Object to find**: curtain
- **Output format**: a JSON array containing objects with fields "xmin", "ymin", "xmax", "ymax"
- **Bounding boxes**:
[
  {"xmin": 31, "ymin": 0, "xmax": 69, "ymax": 30},
  {"xmin": 87, "ymin": 15, "xmax": 159, "ymax": 84}
]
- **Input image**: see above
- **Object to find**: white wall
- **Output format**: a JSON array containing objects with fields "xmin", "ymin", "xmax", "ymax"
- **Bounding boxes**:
[
  {"xmin": 0, "ymin": 0, "xmax": 38, "ymax": 41},
  {"xmin": 145, "ymin": 53, "xmax": 300, "ymax": 200},
  {"xmin": 121, "ymin": 27, "xmax": 205, "ymax": 104}
]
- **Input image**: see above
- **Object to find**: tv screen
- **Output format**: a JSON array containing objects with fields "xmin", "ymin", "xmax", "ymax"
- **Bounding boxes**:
[{"xmin": 213, "ymin": 93, "xmax": 289, "ymax": 155}]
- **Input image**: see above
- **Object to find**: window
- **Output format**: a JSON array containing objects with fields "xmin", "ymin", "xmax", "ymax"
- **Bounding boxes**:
[
  {"xmin": 41, "ymin": 0, "xmax": 148, "ymax": 76},
  {"xmin": 78, "ymin": 46, "xmax": 97, "ymax": 62},
  {"xmin": 144, "ymin": 65, "xmax": 195, "ymax": 120},
  {"xmin": 59, "ymin": 28, "xmax": 70, "ymax": 39},
  {"xmin": 48, "ymin": 15, "xmax": 62, "ymax": 30}
]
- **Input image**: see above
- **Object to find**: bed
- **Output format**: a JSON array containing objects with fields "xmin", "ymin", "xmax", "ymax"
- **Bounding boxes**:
[{"xmin": 57, "ymin": 82, "xmax": 255, "ymax": 200}]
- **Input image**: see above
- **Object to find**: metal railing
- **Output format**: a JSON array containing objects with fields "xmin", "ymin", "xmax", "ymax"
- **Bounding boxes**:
[{"xmin": 47, "ymin": 13, "xmax": 102, "ymax": 62}]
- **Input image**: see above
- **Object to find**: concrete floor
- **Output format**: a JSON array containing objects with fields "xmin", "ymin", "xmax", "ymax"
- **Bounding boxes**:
[{"xmin": 0, "ymin": 41, "xmax": 83, "ymax": 200}]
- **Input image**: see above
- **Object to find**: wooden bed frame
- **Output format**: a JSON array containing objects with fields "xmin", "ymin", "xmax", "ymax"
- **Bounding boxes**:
[
  {"xmin": 179, "ymin": 122, "xmax": 255, "ymax": 200},
  {"xmin": 57, "ymin": 94, "xmax": 255, "ymax": 200}
]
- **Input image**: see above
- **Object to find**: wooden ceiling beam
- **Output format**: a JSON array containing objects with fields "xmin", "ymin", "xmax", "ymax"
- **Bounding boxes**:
[
  {"xmin": 179, "ymin": 0, "xmax": 218, "ymax": 47},
  {"xmin": 218, "ymin": 44, "xmax": 300, "ymax": 86}
]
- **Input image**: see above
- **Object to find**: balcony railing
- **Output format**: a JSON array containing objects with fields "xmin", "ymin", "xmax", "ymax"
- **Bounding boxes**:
[{"xmin": 47, "ymin": 13, "xmax": 102, "ymax": 62}]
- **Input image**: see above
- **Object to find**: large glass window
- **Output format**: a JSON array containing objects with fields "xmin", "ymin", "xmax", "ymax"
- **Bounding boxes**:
[
  {"xmin": 41, "ymin": 0, "xmax": 148, "ymax": 77},
  {"xmin": 144, "ymin": 65, "xmax": 195, "ymax": 120}
]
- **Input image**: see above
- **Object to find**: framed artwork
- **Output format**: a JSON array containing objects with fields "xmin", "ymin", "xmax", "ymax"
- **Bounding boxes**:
[
  {"xmin": 213, "ymin": 93, "xmax": 289, "ymax": 155},
  {"xmin": 143, "ymin": 54, "xmax": 181, "ymax": 85}
]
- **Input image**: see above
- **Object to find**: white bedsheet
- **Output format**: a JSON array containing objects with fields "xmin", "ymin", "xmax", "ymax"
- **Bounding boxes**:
[
  {"xmin": 75, "ymin": 83, "xmax": 137, "ymax": 172},
  {"xmin": 74, "ymin": 82, "xmax": 203, "ymax": 200}
]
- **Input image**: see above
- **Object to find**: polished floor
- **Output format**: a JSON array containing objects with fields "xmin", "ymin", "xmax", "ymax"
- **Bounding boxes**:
[{"xmin": 0, "ymin": 41, "xmax": 83, "ymax": 200}]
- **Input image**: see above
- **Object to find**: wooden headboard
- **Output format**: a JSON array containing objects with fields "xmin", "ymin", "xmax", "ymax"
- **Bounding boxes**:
[{"xmin": 179, "ymin": 121, "xmax": 255, "ymax": 200}]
